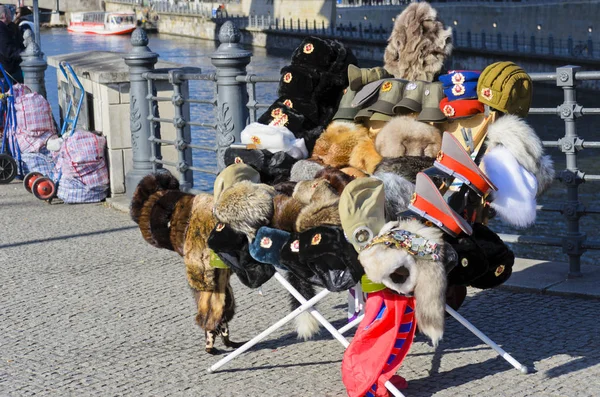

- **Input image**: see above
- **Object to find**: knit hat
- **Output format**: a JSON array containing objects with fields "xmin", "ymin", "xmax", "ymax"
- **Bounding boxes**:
[
  {"xmin": 443, "ymin": 81, "xmax": 478, "ymax": 101},
  {"xmin": 417, "ymin": 82, "xmax": 447, "ymax": 122},
  {"xmin": 207, "ymin": 223, "xmax": 276, "ymax": 289},
  {"xmin": 439, "ymin": 70, "xmax": 481, "ymax": 87},
  {"xmin": 477, "ymin": 61, "xmax": 533, "ymax": 118},
  {"xmin": 249, "ymin": 226, "xmax": 291, "ymax": 269},
  {"xmin": 408, "ymin": 172, "xmax": 473, "ymax": 237},
  {"xmin": 368, "ymin": 80, "xmax": 407, "ymax": 122},
  {"xmin": 439, "ymin": 97, "xmax": 484, "ymax": 120},
  {"xmin": 339, "ymin": 177, "xmax": 386, "ymax": 252},
  {"xmin": 393, "ymin": 80, "xmax": 425, "ymax": 114},
  {"xmin": 213, "ymin": 163, "xmax": 261, "ymax": 200},
  {"xmin": 434, "ymin": 132, "xmax": 497, "ymax": 196},
  {"xmin": 298, "ymin": 226, "xmax": 365, "ymax": 292}
]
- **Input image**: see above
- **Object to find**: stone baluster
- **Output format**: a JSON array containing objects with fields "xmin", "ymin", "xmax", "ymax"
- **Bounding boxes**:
[{"xmin": 20, "ymin": 29, "xmax": 47, "ymax": 98}]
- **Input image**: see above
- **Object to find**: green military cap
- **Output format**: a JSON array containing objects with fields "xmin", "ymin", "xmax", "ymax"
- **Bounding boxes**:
[
  {"xmin": 368, "ymin": 79, "xmax": 408, "ymax": 122},
  {"xmin": 213, "ymin": 163, "xmax": 261, "ymax": 201},
  {"xmin": 417, "ymin": 82, "xmax": 447, "ymax": 123},
  {"xmin": 477, "ymin": 61, "xmax": 532, "ymax": 118},
  {"xmin": 348, "ymin": 64, "xmax": 393, "ymax": 92},
  {"xmin": 393, "ymin": 80, "xmax": 426, "ymax": 114},
  {"xmin": 333, "ymin": 87, "xmax": 360, "ymax": 121}
]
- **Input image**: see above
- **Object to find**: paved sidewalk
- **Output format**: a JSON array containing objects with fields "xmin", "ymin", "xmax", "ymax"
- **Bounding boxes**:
[{"xmin": 1, "ymin": 181, "xmax": 600, "ymax": 397}]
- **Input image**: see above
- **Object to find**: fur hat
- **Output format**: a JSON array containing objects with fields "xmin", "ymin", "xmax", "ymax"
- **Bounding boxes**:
[
  {"xmin": 297, "ymin": 226, "xmax": 364, "ymax": 292},
  {"xmin": 213, "ymin": 163, "xmax": 261, "ymax": 201},
  {"xmin": 485, "ymin": 114, "xmax": 555, "ymax": 196},
  {"xmin": 340, "ymin": 166, "xmax": 368, "ymax": 179},
  {"xmin": 272, "ymin": 96, "xmax": 320, "ymax": 125},
  {"xmin": 445, "ymin": 229, "xmax": 490, "ymax": 286},
  {"xmin": 374, "ymin": 156, "xmax": 436, "ymax": 183},
  {"xmin": 291, "ymin": 36, "xmax": 339, "ymax": 72},
  {"xmin": 290, "ymin": 159, "xmax": 325, "ymax": 182},
  {"xmin": 373, "ymin": 171, "xmax": 415, "ymax": 222},
  {"xmin": 358, "ymin": 219, "xmax": 448, "ymax": 346},
  {"xmin": 314, "ymin": 166, "xmax": 355, "ymax": 195},
  {"xmin": 213, "ymin": 181, "xmax": 277, "ymax": 240},
  {"xmin": 295, "ymin": 197, "xmax": 341, "ymax": 232},
  {"xmin": 339, "ymin": 177, "xmax": 386, "ymax": 252},
  {"xmin": 292, "ymin": 178, "xmax": 338, "ymax": 205},
  {"xmin": 278, "ymin": 64, "xmax": 322, "ymax": 100},
  {"xmin": 375, "ymin": 116, "xmax": 442, "ymax": 158},
  {"xmin": 348, "ymin": 137, "xmax": 382, "ymax": 175},
  {"xmin": 477, "ymin": 61, "xmax": 532, "ymax": 118},
  {"xmin": 224, "ymin": 147, "xmax": 272, "ymax": 172},
  {"xmin": 207, "ymin": 223, "xmax": 276, "ymax": 289},
  {"xmin": 279, "ymin": 233, "xmax": 320, "ymax": 284},
  {"xmin": 271, "ymin": 194, "xmax": 304, "ymax": 232},
  {"xmin": 265, "ymin": 151, "xmax": 299, "ymax": 185},
  {"xmin": 482, "ymin": 146, "xmax": 538, "ymax": 228},
  {"xmin": 242, "ymin": 122, "xmax": 308, "ymax": 159},
  {"xmin": 257, "ymin": 103, "xmax": 310, "ymax": 133},
  {"xmin": 249, "ymin": 226, "xmax": 291, "ymax": 268},
  {"xmin": 273, "ymin": 181, "xmax": 297, "ymax": 196},
  {"xmin": 469, "ymin": 224, "xmax": 514, "ymax": 289},
  {"xmin": 130, "ymin": 170, "xmax": 179, "ymax": 226},
  {"xmin": 312, "ymin": 120, "xmax": 370, "ymax": 167},
  {"xmin": 384, "ymin": 2, "xmax": 452, "ymax": 81}
]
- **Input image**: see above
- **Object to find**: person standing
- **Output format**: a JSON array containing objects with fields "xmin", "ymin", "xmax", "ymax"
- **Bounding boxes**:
[{"xmin": 0, "ymin": 5, "xmax": 24, "ymax": 84}]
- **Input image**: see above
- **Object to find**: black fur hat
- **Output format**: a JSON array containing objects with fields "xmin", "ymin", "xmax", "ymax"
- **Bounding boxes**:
[
  {"xmin": 278, "ymin": 65, "xmax": 322, "ymax": 100},
  {"xmin": 257, "ymin": 102, "xmax": 309, "ymax": 134},
  {"xmin": 298, "ymin": 226, "xmax": 364, "ymax": 292},
  {"xmin": 469, "ymin": 224, "xmax": 514, "ymax": 289},
  {"xmin": 207, "ymin": 223, "xmax": 276, "ymax": 289},
  {"xmin": 445, "ymin": 231, "xmax": 490, "ymax": 287},
  {"xmin": 291, "ymin": 36, "xmax": 341, "ymax": 72},
  {"xmin": 374, "ymin": 156, "xmax": 436, "ymax": 184},
  {"xmin": 272, "ymin": 96, "xmax": 320, "ymax": 126},
  {"xmin": 279, "ymin": 233, "xmax": 322, "ymax": 286},
  {"xmin": 224, "ymin": 147, "xmax": 272, "ymax": 172}
]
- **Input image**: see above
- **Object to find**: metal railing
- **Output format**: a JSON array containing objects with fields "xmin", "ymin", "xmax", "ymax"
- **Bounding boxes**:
[
  {"xmin": 337, "ymin": 0, "xmax": 567, "ymax": 5},
  {"xmin": 125, "ymin": 22, "xmax": 600, "ymax": 277}
]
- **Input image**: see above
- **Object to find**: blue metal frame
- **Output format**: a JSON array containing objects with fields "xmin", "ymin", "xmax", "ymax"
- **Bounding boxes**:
[{"xmin": 58, "ymin": 61, "xmax": 85, "ymax": 138}]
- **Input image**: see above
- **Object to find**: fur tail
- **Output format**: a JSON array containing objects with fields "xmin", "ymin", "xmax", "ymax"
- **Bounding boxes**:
[
  {"xmin": 130, "ymin": 171, "xmax": 194, "ymax": 254},
  {"xmin": 414, "ymin": 257, "xmax": 447, "ymax": 347},
  {"xmin": 286, "ymin": 272, "xmax": 320, "ymax": 340}
]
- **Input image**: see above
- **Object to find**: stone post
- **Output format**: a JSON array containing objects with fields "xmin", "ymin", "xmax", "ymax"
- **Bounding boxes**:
[
  {"xmin": 210, "ymin": 21, "xmax": 252, "ymax": 172},
  {"xmin": 123, "ymin": 28, "xmax": 159, "ymax": 198},
  {"xmin": 20, "ymin": 30, "xmax": 47, "ymax": 98}
]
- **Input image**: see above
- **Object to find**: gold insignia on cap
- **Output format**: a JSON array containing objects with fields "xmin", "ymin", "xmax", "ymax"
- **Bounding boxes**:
[
  {"xmin": 410, "ymin": 192, "xmax": 417, "ymax": 205},
  {"xmin": 283, "ymin": 99, "xmax": 293, "ymax": 108},
  {"xmin": 216, "ymin": 223, "xmax": 225, "ymax": 232},
  {"xmin": 311, "ymin": 233, "xmax": 322, "ymax": 245},
  {"xmin": 436, "ymin": 150, "xmax": 444, "ymax": 162},
  {"xmin": 250, "ymin": 135, "xmax": 261, "ymax": 145},
  {"xmin": 234, "ymin": 157, "xmax": 243, "ymax": 164},
  {"xmin": 381, "ymin": 81, "xmax": 393, "ymax": 92},
  {"xmin": 303, "ymin": 43, "xmax": 314, "ymax": 54},
  {"xmin": 283, "ymin": 72, "xmax": 293, "ymax": 84},
  {"xmin": 461, "ymin": 257, "xmax": 469, "ymax": 267},
  {"xmin": 269, "ymin": 113, "xmax": 289, "ymax": 127},
  {"xmin": 271, "ymin": 107, "xmax": 283, "ymax": 118},
  {"xmin": 260, "ymin": 237, "xmax": 273, "ymax": 249},
  {"xmin": 452, "ymin": 84, "xmax": 466, "ymax": 96},
  {"xmin": 495, "ymin": 264, "xmax": 505, "ymax": 277},
  {"xmin": 291, "ymin": 239, "xmax": 300, "ymax": 252},
  {"xmin": 443, "ymin": 104, "xmax": 456, "ymax": 117},
  {"xmin": 481, "ymin": 87, "xmax": 493, "ymax": 100}
]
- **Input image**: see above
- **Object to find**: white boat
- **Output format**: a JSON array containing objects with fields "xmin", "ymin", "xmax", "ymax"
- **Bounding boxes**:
[{"xmin": 68, "ymin": 12, "xmax": 137, "ymax": 35}]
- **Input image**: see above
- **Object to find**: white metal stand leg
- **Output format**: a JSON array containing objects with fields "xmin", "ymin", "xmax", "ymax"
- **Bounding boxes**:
[{"xmin": 445, "ymin": 304, "xmax": 530, "ymax": 374}]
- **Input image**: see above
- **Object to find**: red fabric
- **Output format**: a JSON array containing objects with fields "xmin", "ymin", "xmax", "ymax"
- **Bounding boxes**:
[
  {"xmin": 439, "ymin": 97, "xmax": 484, "ymax": 119},
  {"xmin": 15, "ymin": 92, "xmax": 56, "ymax": 135},
  {"xmin": 342, "ymin": 290, "xmax": 416, "ymax": 397}
]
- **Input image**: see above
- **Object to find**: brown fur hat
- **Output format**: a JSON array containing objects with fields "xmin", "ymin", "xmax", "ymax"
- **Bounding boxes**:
[
  {"xmin": 340, "ymin": 167, "xmax": 368, "ymax": 179},
  {"xmin": 271, "ymin": 194, "xmax": 305, "ymax": 232},
  {"xmin": 375, "ymin": 116, "xmax": 442, "ymax": 158},
  {"xmin": 384, "ymin": 2, "xmax": 452, "ymax": 81},
  {"xmin": 349, "ymin": 137, "xmax": 383, "ymax": 174},
  {"xmin": 374, "ymin": 155, "xmax": 436, "ymax": 184},
  {"xmin": 292, "ymin": 178, "xmax": 339, "ymax": 205},
  {"xmin": 130, "ymin": 171, "xmax": 179, "ymax": 225},
  {"xmin": 295, "ymin": 199, "xmax": 341, "ymax": 232},
  {"xmin": 314, "ymin": 166, "xmax": 355, "ymax": 194},
  {"xmin": 193, "ymin": 269, "xmax": 235, "ymax": 332},
  {"xmin": 213, "ymin": 181, "xmax": 277, "ymax": 241},
  {"xmin": 312, "ymin": 120, "xmax": 370, "ymax": 167},
  {"xmin": 273, "ymin": 181, "xmax": 297, "ymax": 197}
]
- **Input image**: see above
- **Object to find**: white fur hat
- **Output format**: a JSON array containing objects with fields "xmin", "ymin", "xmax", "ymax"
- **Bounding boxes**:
[{"xmin": 241, "ymin": 122, "xmax": 308, "ymax": 159}]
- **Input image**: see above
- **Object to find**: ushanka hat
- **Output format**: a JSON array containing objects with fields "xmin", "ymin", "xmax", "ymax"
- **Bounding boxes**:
[
  {"xmin": 256, "ymin": 105, "xmax": 308, "ymax": 134},
  {"xmin": 208, "ymin": 223, "xmax": 275, "ymax": 289},
  {"xmin": 213, "ymin": 163, "xmax": 261, "ymax": 201},
  {"xmin": 434, "ymin": 132, "xmax": 496, "ymax": 196},
  {"xmin": 298, "ymin": 226, "xmax": 365, "ymax": 292},
  {"xmin": 224, "ymin": 147, "xmax": 272, "ymax": 172},
  {"xmin": 272, "ymin": 96, "xmax": 320, "ymax": 125},
  {"xmin": 249, "ymin": 226, "xmax": 291, "ymax": 269},
  {"xmin": 417, "ymin": 82, "xmax": 447, "ymax": 122},
  {"xmin": 477, "ymin": 61, "xmax": 532, "ymax": 118},
  {"xmin": 439, "ymin": 97, "xmax": 484, "ymax": 119},
  {"xmin": 291, "ymin": 36, "xmax": 341, "ymax": 72},
  {"xmin": 339, "ymin": 177, "xmax": 386, "ymax": 252},
  {"xmin": 393, "ymin": 80, "xmax": 426, "ymax": 114},
  {"xmin": 290, "ymin": 159, "xmax": 325, "ymax": 182},
  {"xmin": 408, "ymin": 172, "xmax": 473, "ymax": 237},
  {"xmin": 469, "ymin": 223, "xmax": 514, "ymax": 289},
  {"xmin": 278, "ymin": 65, "xmax": 321, "ymax": 100}
]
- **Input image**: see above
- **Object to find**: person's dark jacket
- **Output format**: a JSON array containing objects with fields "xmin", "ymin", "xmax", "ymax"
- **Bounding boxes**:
[{"xmin": 0, "ymin": 21, "xmax": 23, "ymax": 78}]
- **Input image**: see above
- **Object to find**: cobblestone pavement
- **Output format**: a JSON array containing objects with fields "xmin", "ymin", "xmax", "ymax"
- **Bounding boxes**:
[{"xmin": 1, "ymin": 181, "xmax": 600, "ymax": 397}]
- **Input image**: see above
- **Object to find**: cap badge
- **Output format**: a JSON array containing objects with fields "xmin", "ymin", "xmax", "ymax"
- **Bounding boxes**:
[
  {"xmin": 234, "ymin": 157, "xmax": 243, "ymax": 164},
  {"xmin": 481, "ymin": 87, "xmax": 493, "ymax": 101},
  {"xmin": 215, "ymin": 223, "xmax": 225, "ymax": 232},
  {"xmin": 381, "ymin": 81, "xmax": 393, "ymax": 92},
  {"xmin": 495, "ymin": 264, "xmax": 505, "ymax": 277},
  {"xmin": 283, "ymin": 99, "xmax": 293, "ymax": 108},
  {"xmin": 290, "ymin": 239, "xmax": 300, "ymax": 252},
  {"xmin": 269, "ymin": 113, "xmax": 289, "ymax": 127},
  {"xmin": 461, "ymin": 257, "xmax": 469, "ymax": 267},
  {"xmin": 452, "ymin": 84, "xmax": 466, "ymax": 97},
  {"xmin": 353, "ymin": 227, "xmax": 373, "ymax": 244},
  {"xmin": 406, "ymin": 82, "xmax": 417, "ymax": 91},
  {"xmin": 442, "ymin": 104, "xmax": 455, "ymax": 117},
  {"xmin": 451, "ymin": 72, "xmax": 465, "ymax": 85},
  {"xmin": 283, "ymin": 72, "xmax": 293, "ymax": 84},
  {"xmin": 250, "ymin": 135, "xmax": 261, "ymax": 145},
  {"xmin": 311, "ymin": 233, "xmax": 322, "ymax": 246},
  {"xmin": 303, "ymin": 43, "xmax": 314, "ymax": 54},
  {"xmin": 424, "ymin": 89, "xmax": 430, "ymax": 96},
  {"xmin": 260, "ymin": 237, "xmax": 273, "ymax": 249},
  {"xmin": 436, "ymin": 150, "xmax": 444, "ymax": 162}
]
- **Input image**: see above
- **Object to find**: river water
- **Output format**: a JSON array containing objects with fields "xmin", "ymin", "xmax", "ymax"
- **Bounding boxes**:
[{"xmin": 40, "ymin": 29, "xmax": 600, "ymax": 266}]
